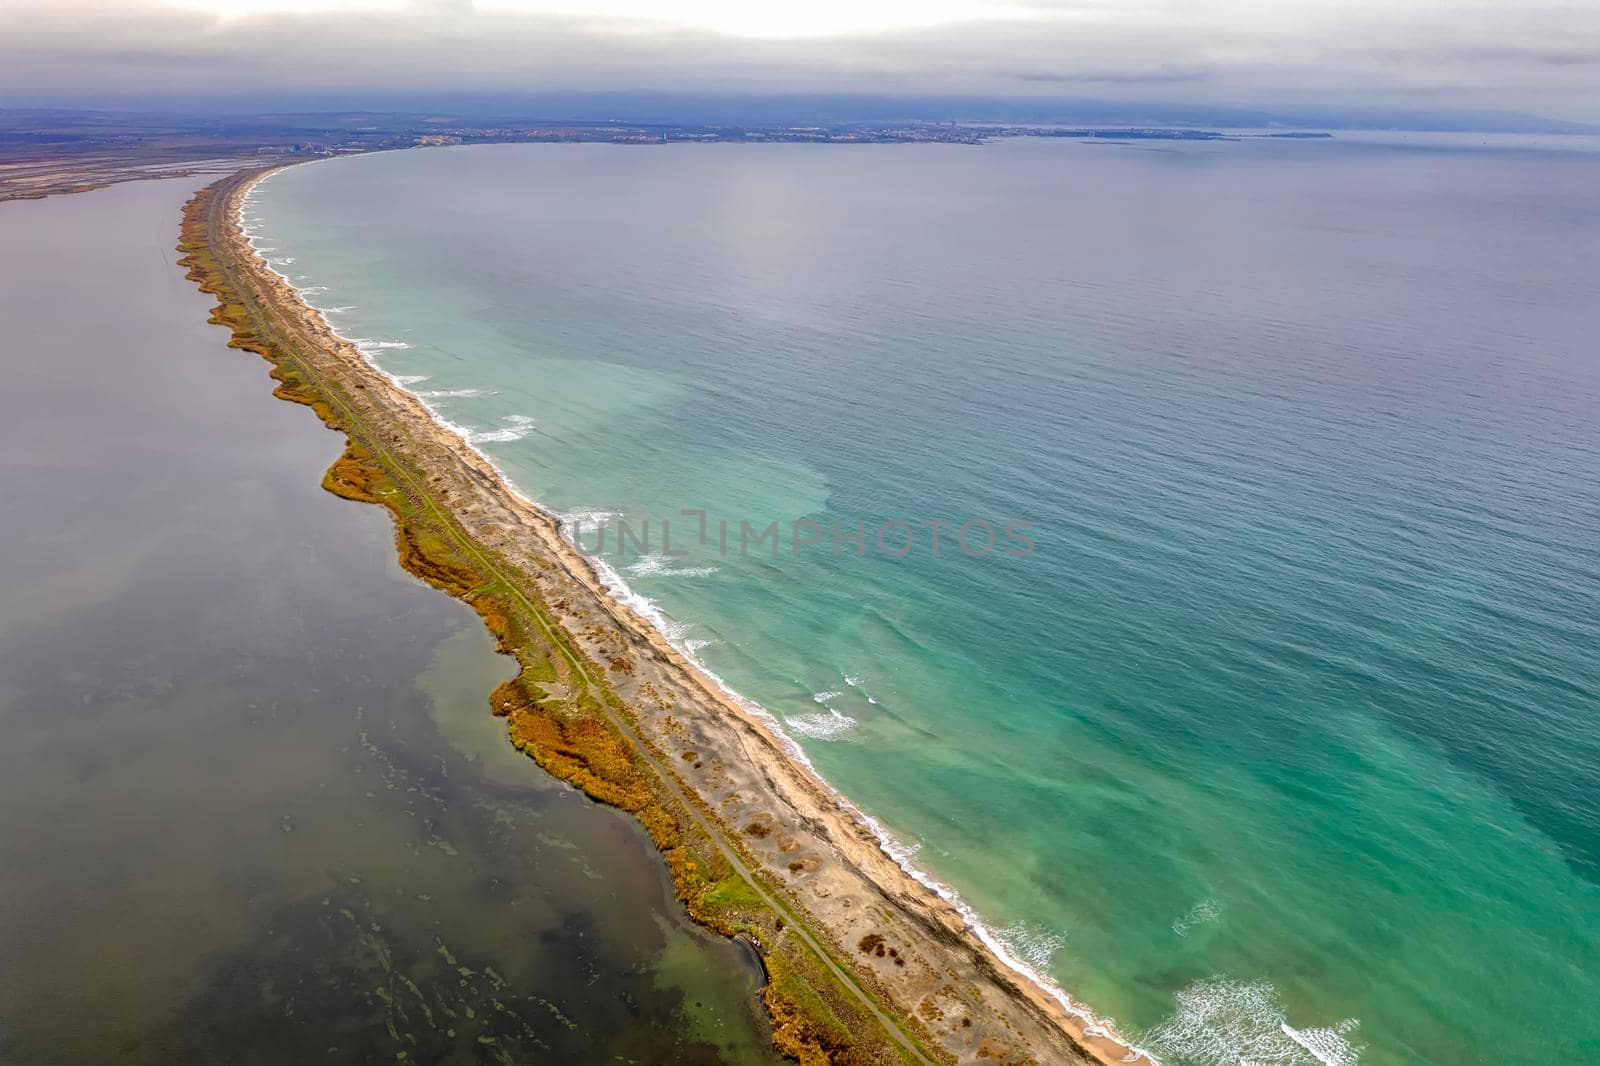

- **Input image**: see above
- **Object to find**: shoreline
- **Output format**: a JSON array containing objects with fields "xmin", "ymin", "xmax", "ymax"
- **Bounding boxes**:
[
  {"xmin": 242, "ymin": 162, "xmax": 1151, "ymax": 1061},
  {"xmin": 193, "ymin": 159, "xmax": 1149, "ymax": 1066}
]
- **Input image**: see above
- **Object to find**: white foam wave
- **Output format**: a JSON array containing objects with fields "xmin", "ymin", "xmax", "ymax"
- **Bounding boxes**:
[
  {"xmin": 1141, "ymin": 980, "xmax": 1362, "ymax": 1066},
  {"xmin": 392, "ymin": 374, "xmax": 430, "ymax": 386},
  {"xmin": 321, "ymin": 305, "xmax": 357, "ymax": 314},
  {"xmin": 839, "ymin": 674, "xmax": 879, "ymax": 703},
  {"xmin": 1172, "ymin": 897, "xmax": 1223, "ymax": 937},
  {"xmin": 564, "ymin": 532, "xmax": 725, "ymax": 709},
  {"xmin": 354, "ymin": 339, "xmax": 413, "ymax": 352},
  {"xmin": 415, "ymin": 387, "xmax": 484, "ymax": 399},
  {"xmin": 626, "ymin": 553, "xmax": 720, "ymax": 579},
  {"xmin": 656, "ymin": 616, "xmax": 692, "ymax": 643},
  {"xmin": 558, "ymin": 509, "xmax": 623, "ymax": 530},
  {"xmin": 997, "ymin": 920, "xmax": 1067, "ymax": 972},
  {"xmin": 812, "ymin": 690, "xmax": 843, "ymax": 703},
  {"xmin": 1285, "ymin": 1020, "xmax": 1364, "ymax": 1066},
  {"xmin": 554, "ymin": 510, "xmax": 623, "ymax": 555},
  {"xmin": 785, "ymin": 707, "xmax": 858, "ymax": 741},
  {"xmin": 469, "ymin": 414, "xmax": 535, "ymax": 444}
]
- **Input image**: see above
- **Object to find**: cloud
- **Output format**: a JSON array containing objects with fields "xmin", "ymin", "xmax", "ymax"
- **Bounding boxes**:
[
  {"xmin": 1008, "ymin": 69, "xmax": 1210, "ymax": 86},
  {"xmin": 1359, "ymin": 44, "xmax": 1600, "ymax": 69},
  {"xmin": 1, "ymin": 0, "xmax": 1596, "ymax": 123}
]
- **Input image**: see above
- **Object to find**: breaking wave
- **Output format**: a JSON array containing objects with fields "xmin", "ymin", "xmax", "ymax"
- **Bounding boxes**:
[
  {"xmin": 997, "ymin": 920, "xmax": 1067, "ymax": 972},
  {"xmin": 784, "ymin": 707, "xmax": 858, "ymax": 741},
  {"xmin": 469, "ymin": 414, "xmax": 535, "ymax": 444},
  {"xmin": 1172, "ymin": 897, "xmax": 1223, "ymax": 937},
  {"xmin": 1141, "ymin": 980, "xmax": 1362, "ymax": 1066},
  {"xmin": 415, "ymin": 387, "xmax": 485, "ymax": 399},
  {"xmin": 625, "ymin": 553, "xmax": 720, "ymax": 579}
]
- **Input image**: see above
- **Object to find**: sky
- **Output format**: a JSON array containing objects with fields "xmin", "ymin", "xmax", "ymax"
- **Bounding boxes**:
[{"xmin": 2, "ymin": 0, "xmax": 1598, "ymax": 124}]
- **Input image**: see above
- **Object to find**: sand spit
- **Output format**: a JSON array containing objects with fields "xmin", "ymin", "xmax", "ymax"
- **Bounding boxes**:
[{"xmin": 182, "ymin": 163, "xmax": 1144, "ymax": 1066}]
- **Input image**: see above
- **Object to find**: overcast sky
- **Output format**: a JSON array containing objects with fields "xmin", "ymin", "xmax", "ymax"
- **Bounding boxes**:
[{"xmin": 4, "ymin": 0, "xmax": 1598, "ymax": 123}]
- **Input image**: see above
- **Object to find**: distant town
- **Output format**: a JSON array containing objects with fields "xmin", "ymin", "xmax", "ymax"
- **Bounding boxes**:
[
  {"xmin": 400, "ymin": 123, "xmax": 1271, "ymax": 148},
  {"xmin": 0, "ymin": 109, "xmax": 1330, "ymax": 203}
]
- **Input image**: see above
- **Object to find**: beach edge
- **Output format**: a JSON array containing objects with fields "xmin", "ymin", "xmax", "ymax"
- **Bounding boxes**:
[{"xmin": 182, "ymin": 162, "xmax": 1146, "ymax": 1066}]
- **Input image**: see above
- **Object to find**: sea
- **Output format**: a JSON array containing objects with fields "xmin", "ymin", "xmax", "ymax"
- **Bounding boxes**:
[{"xmin": 245, "ymin": 134, "xmax": 1600, "ymax": 1065}]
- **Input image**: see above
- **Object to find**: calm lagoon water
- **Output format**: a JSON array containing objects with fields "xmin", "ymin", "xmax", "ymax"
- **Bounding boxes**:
[
  {"xmin": 0, "ymin": 178, "xmax": 777, "ymax": 1065},
  {"xmin": 252, "ymin": 136, "xmax": 1600, "ymax": 1065}
]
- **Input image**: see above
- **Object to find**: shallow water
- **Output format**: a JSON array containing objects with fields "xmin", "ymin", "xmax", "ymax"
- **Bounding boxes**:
[
  {"xmin": 252, "ymin": 136, "xmax": 1600, "ymax": 1065},
  {"xmin": 0, "ymin": 178, "xmax": 777, "ymax": 1065}
]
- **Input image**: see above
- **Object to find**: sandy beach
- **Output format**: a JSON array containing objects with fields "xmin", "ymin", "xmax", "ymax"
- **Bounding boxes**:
[{"xmin": 185, "ymin": 161, "xmax": 1146, "ymax": 1066}]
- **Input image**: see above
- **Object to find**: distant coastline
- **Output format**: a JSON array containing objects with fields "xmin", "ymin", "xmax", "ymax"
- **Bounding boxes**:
[
  {"xmin": 180, "ymin": 160, "xmax": 1153, "ymax": 1066},
  {"xmin": 2, "ymin": 109, "xmax": 1325, "ymax": 204}
]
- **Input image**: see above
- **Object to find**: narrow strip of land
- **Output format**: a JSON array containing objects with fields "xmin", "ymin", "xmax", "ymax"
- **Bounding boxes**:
[
  {"xmin": 183, "ymin": 163, "xmax": 1143, "ymax": 1066},
  {"xmin": 216, "ymin": 200, "xmax": 936, "ymax": 1064}
]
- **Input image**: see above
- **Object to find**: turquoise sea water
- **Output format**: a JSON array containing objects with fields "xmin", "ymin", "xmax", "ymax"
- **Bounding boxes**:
[{"xmin": 249, "ymin": 137, "xmax": 1600, "ymax": 1064}]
